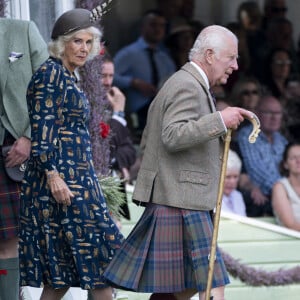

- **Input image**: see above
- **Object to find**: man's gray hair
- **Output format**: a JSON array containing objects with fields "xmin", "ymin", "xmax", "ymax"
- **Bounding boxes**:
[
  {"xmin": 48, "ymin": 26, "xmax": 101, "ymax": 60},
  {"xmin": 189, "ymin": 25, "xmax": 237, "ymax": 62}
]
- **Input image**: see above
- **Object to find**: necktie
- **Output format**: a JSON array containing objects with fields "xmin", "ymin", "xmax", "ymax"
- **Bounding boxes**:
[
  {"xmin": 209, "ymin": 89, "xmax": 216, "ymax": 106},
  {"xmin": 147, "ymin": 48, "xmax": 159, "ymax": 86}
]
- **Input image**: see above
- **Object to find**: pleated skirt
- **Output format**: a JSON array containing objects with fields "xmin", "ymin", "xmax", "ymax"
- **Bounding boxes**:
[{"xmin": 103, "ymin": 203, "xmax": 229, "ymax": 293}]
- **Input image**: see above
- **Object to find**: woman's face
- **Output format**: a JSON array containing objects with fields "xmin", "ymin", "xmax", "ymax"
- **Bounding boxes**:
[
  {"xmin": 271, "ymin": 50, "xmax": 291, "ymax": 80},
  {"xmin": 285, "ymin": 145, "xmax": 300, "ymax": 176},
  {"xmin": 62, "ymin": 31, "xmax": 93, "ymax": 72},
  {"xmin": 240, "ymin": 82, "xmax": 260, "ymax": 110},
  {"xmin": 224, "ymin": 169, "xmax": 240, "ymax": 196}
]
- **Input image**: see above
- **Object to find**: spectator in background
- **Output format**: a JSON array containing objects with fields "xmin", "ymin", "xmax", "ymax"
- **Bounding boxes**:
[
  {"xmin": 262, "ymin": 47, "xmax": 294, "ymax": 100},
  {"xmin": 261, "ymin": 0, "xmax": 288, "ymax": 30},
  {"xmin": 155, "ymin": 0, "xmax": 183, "ymax": 35},
  {"xmin": 101, "ymin": 55, "xmax": 137, "ymax": 220},
  {"xmin": 272, "ymin": 142, "xmax": 300, "ymax": 231},
  {"xmin": 237, "ymin": 94, "xmax": 288, "ymax": 217},
  {"xmin": 253, "ymin": 17, "xmax": 298, "ymax": 82},
  {"xmin": 238, "ymin": 1, "xmax": 263, "ymax": 33},
  {"xmin": 0, "ymin": 17, "xmax": 48, "ymax": 300},
  {"xmin": 229, "ymin": 76, "xmax": 262, "ymax": 111},
  {"xmin": 179, "ymin": 0, "xmax": 195, "ymax": 20},
  {"xmin": 281, "ymin": 95, "xmax": 300, "ymax": 142},
  {"xmin": 177, "ymin": 0, "xmax": 206, "ymax": 40},
  {"xmin": 165, "ymin": 23, "xmax": 195, "ymax": 70},
  {"xmin": 236, "ymin": 1, "xmax": 266, "ymax": 78},
  {"xmin": 113, "ymin": 9, "xmax": 176, "ymax": 141},
  {"xmin": 225, "ymin": 22, "xmax": 251, "ymax": 92},
  {"xmin": 222, "ymin": 150, "xmax": 247, "ymax": 216}
]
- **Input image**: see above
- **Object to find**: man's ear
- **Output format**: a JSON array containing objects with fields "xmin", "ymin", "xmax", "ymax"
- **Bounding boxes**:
[{"xmin": 206, "ymin": 49, "xmax": 214, "ymax": 64}]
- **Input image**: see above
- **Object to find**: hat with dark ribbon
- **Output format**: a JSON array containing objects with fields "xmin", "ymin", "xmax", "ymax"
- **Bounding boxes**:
[{"xmin": 51, "ymin": 0, "xmax": 113, "ymax": 40}]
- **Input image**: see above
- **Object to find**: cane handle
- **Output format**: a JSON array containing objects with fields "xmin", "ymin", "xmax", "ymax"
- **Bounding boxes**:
[{"xmin": 246, "ymin": 113, "xmax": 261, "ymax": 143}]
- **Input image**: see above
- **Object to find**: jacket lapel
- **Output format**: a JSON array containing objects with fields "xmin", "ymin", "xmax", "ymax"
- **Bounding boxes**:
[
  {"xmin": 0, "ymin": 23, "xmax": 9, "ymax": 93},
  {"xmin": 181, "ymin": 62, "xmax": 216, "ymax": 112}
]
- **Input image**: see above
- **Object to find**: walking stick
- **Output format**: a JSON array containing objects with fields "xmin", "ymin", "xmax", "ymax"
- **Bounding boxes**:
[{"xmin": 205, "ymin": 114, "xmax": 261, "ymax": 300}]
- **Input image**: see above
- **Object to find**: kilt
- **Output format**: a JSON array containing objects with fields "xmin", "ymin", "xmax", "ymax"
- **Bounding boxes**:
[
  {"xmin": 0, "ymin": 146, "xmax": 21, "ymax": 240},
  {"xmin": 103, "ymin": 203, "xmax": 229, "ymax": 293}
]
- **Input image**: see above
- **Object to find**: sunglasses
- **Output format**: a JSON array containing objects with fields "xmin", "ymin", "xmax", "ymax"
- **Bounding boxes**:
[
  {"xmin": 241, "ymin": 89, "xmax": 259, "ymax": 96},
  {"xmin": 273, "ymin": 59, "xmax": 292, "ymax": 66},
  {"xmin": 271, "ymin": 7, "xmax": 287, "ymax": 13}
]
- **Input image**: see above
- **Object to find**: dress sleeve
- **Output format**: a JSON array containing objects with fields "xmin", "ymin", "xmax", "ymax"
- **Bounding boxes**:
[{"xmin": 27, "ymin": 62, "xmax": 66, "ymax": 172}]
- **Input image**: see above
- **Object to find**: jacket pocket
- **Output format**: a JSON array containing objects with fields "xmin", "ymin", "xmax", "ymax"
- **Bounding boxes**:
[
  {"xmin": 133, "ymin": 169, "xmax": 157, "ymax": 202},
  {"xmin": 179, "ymin": 170, "xmax": 209, "ymax": 185}
]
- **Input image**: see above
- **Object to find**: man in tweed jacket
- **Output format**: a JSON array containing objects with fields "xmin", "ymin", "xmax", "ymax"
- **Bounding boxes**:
[
  {"xmin": 0, "ymin": 17, "xmax": 48, "ymax": 300},
  {"xmin": 104, "ymin": 25, "xmax": 253, "ymax": 300}
]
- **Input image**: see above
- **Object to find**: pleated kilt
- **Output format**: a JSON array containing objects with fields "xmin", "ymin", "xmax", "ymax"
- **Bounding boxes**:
[
  {"xmin": 0, "ymin": 145, "xmax": 20, "ymax": 240},
  {"xmin": 103, "ymin": 203, "xmax": 229, "ymax": 293}
]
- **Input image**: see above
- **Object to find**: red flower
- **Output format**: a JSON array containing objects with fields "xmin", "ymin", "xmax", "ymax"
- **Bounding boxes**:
[
  {"xmin": 99, "ymin": 42, "xmax": 106, "ymax": 56},
  {"xmin": 99, "ymin": 121, "xmax": 110, "ymax": 138},
  {"xmin": 0, "ymin": 269, "xmax": 7, "ymax": 275}
]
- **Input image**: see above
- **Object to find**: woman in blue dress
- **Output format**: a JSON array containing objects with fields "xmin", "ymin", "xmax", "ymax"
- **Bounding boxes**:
[{"xmin": 19, "ymin": 8, "xmax": 123, "ymax": 300}]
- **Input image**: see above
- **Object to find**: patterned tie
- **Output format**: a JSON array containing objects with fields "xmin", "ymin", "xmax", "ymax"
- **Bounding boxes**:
[
  {"xmin": 147, "ymin": 48, "xmax": 159, "ymax": 86},
  {"xmin": 209, "ymin": 89, "xmax": 216, "ymax": 106}
]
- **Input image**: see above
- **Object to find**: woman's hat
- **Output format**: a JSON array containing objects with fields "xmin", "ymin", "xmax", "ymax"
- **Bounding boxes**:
[
  {"xmin": 51, "ymin": 8, "xmax": 92, "ymax": 39},
  {"xmin": 51, "ymin": 0, "xmax": 113, "ymax": 40}
]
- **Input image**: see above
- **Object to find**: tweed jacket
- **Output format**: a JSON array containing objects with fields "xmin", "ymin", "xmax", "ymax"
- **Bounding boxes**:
[
  {"xmin": 133, "ymin": 62, "xmax": 227, "ymax": 211},
  {"xmin": 0, "ymin": 18, "xmax": 48, "ymax": 143}
]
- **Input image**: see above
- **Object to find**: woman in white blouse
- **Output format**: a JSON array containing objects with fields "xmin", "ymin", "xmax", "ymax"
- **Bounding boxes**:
[{"xmin": 272, "ymin": 142, "xmax": 300, "ymax": 231}]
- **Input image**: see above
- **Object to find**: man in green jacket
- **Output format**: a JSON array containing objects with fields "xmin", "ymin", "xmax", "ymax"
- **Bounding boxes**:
[{"xmin": 0, "ymin": 17, "xmax": 48, "ymax": 300}]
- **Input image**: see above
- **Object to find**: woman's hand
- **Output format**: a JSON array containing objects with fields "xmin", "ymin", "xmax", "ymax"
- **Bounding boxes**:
[{"xmin": 47, "ymin": 171, "xmax": 74, "ymax": 206}]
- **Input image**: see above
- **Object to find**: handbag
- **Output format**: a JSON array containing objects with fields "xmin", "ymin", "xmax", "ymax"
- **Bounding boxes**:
[{"xmin": 1, "ymin": 145, "xmax": 27, "ymax": 182}]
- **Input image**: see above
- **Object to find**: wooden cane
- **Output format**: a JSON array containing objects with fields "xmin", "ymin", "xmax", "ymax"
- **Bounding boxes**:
[{"xmin": 205, "ymin": 114, "xmax": 261, "ymax": 300}]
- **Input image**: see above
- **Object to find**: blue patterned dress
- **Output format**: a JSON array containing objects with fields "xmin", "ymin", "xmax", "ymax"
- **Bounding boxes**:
[{"xmin": 19, "ymin": 57, "xmax": 124, "ymax": 289}]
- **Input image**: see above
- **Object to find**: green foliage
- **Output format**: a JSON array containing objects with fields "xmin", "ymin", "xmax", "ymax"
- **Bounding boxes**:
[{"xmin": 98, "ymin": 175, "xmax": 126, "ymax": 218}]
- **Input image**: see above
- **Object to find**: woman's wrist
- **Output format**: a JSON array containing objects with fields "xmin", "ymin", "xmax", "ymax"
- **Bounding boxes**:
[
  {"xmin": 113, "ymin": 111, "xmax": 125, "ymax": 118},
  {"xmin": 46, "ymin": 170, "xmax": 59, "ymax": 180}
]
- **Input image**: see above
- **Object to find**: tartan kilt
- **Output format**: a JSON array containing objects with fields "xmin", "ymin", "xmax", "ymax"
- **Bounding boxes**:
[
  {"xmin": 103, "ymin": 203, "xmax": 230, "ymax": 293},
  {"xmin": 0, "ymin": 149, "xmax": 20, "ymax": 240}
]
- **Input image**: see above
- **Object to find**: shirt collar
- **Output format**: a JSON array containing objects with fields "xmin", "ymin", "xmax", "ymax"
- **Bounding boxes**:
[{"xmin": 190, "ymin": 61, "xmax": 210, "ymax": 90}]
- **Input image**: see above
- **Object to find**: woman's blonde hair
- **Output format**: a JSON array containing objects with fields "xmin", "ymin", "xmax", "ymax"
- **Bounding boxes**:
[{"xmin": 48, "ymin": 26, "xmax": 101, "ymax": 60}]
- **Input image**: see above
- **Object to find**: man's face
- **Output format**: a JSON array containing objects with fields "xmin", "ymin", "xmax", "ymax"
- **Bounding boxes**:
[
  {"xmin": 266, "ymin": 0, "xmax": 287, "ymax": 19},
  {"xmin": 142, "ymin": 14, "xmax": 166, "ymax": 44},
  {"xmin": 101, "ymin": 61, "xmax": 114, "ymax": 90},
  {"xmin": 210, "ymin": 37, "xmax": 239, "ymax": 86},
  {"xmin": 256, "ymin": 96, "xmax": 283, "ymax": 134}
]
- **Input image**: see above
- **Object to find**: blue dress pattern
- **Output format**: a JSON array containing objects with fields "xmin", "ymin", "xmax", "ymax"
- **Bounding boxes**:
[{"xmin": 19, "ymin": 57, "xmax": 124, "ymax": 289}]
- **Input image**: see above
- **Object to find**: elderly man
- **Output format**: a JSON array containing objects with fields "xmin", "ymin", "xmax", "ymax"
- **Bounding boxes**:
[
  {"xmin": 237, "ymin": 94, "xmax": 288, "ymax": 217},
  {"xmin": 104, "ymin": 25, "xmax": 253, "ymax": 300}
]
